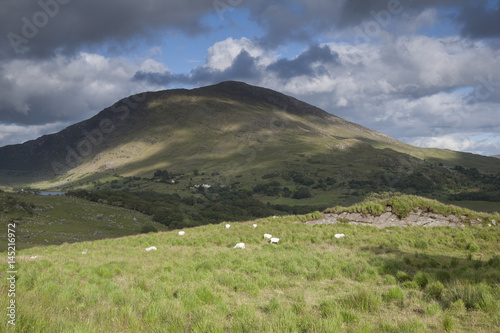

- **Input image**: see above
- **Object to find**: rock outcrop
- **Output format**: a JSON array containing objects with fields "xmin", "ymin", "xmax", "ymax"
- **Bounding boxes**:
[{"xmin": 306, "ymin": 207, "xmax": 484, "ymax": 228}]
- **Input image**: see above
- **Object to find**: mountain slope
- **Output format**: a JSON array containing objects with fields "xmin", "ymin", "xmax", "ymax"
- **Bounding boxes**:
[
  {"xmin": 9, "ymin": 204, "xmax": 500, "ymax": 332},
  {"xmin": 0, "ymin": 81, "xmax": 499, "ymax": 192}
]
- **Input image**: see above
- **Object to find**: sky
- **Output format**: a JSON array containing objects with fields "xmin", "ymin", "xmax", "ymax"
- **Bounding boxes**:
[{"xmin": 0, "ymin": 0, "xmax": 499, "ymax": 156}]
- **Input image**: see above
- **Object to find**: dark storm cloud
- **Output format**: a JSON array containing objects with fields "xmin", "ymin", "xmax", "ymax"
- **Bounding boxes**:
[
  {"xmin": 133, "ymin": 45, "xmax": 338, "ymax": 86},
  {"xmin": 134, "ymin": 50, "xmax": 261, "ymax": 87},
  {"xmin": 267, "ymin": 44, "xmax": 339, "ymax": 79},
  {"xmin": 1, "ymin": 0, "xmax": 495, "ymax": 61},
  {"xmin": 458, "ymin": 4, "xmax": 500, "ymax": 39},
  {"xmin": 1, "ymin": 0, "xmax": 215, "ymax": 60}
]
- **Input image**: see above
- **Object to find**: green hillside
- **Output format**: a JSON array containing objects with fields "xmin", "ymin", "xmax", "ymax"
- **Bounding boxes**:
[
  {"xmin": 0, "ymin": 82, "xmax": 499, "ymax": 195},
  {"xmin": 0, "ymin": 191, "xmax": 167, "ymax": 250},
  {"xmin": 2, "ymin": 198, "xmax": 499, "ymax": 332}
]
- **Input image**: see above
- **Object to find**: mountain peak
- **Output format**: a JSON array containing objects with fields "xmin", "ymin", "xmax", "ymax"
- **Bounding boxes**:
[{"xmin": 192, "ymin": 81, "xmax": 330, "ymax": 118}]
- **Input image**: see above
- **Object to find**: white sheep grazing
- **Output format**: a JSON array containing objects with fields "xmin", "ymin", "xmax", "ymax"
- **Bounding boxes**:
[
  {"xmin": 145, "ymin": 246, "xmax": 157, "ymax": 252},
  {"xmin": 270, "ymin": 237, "xmax": 280, "ymax": 244},
  {"xmin": 264, "ymin": 233, "xmax": 272, "ymax": 239},
  {"xmin": 334, "ymin": 234, "xmax": 346, "ymax": 239},
  {"xmin": 82, "ymin": 251, "xmax": 87, "ymax": 254},
  {"xmin": 233, "ymin": 243, "xmax": 245, "ymax": 249},
  {"xmin": 178, "ymin": 231, "xmax": 185, "ymax": 236},
  {"xmin": 225, "ymin": 224, "xmax": 231, "ymax": 229},
  {"xmin": 30, "ymin": 255, "xmax": 38, "ymax": 259},
  {"xmin": 253, "ymin": 224, "xmax": 258, "ymax": 228}
]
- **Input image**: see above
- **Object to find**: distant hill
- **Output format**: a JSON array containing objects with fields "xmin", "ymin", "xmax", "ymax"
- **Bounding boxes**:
[
  {"xmin": 0, "ymin": 81, "xmax": 499, "ymax": 204},
  {"xmin": 492, "ymin": 155, "xmax": 500, "ymax": 159}
]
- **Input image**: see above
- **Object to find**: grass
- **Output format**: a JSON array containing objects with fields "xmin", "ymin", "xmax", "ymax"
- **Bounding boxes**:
[
  {"xmin": 326, "ymin": 194, "xmax": 500, "ymax": 224},
  {"xmin": 1, "ymin": 212, "xmax": 499, "ymax": 332},
  {"xmin": 0, "ymin": 192, "xmax": 167, "ymax": 250}
]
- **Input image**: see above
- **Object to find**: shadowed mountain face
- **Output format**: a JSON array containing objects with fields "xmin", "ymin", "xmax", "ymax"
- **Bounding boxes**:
[{"xmin": 0, "ymin": 81, "xmax": 499, "ymax": 190}]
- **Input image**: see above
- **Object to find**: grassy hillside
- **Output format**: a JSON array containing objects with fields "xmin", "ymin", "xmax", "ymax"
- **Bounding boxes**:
[
  {"xmin": 327, "ymin": 194, "xmax": 500, "ymax": 221},
  {"xmin": 0, "ymin": 191, "xmax": 167, "ymax": 250},
  {"xmin": 2, "ymin": 200, "xmax": 499, "ymax": 332},
  {"xmin": 1, "ymin": 82, "xmax": 499, "ymax": 196}
]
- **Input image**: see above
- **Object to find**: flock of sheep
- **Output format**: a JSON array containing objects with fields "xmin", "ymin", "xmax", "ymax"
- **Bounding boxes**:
[{"xmin": 144, "ymin": 222, "xmax": 346, "ymax": 252}]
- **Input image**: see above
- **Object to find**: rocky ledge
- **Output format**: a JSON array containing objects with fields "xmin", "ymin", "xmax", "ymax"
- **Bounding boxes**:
[{"xmin": 306, "ymin": 207, "xmax": 492, "ymax": 228}]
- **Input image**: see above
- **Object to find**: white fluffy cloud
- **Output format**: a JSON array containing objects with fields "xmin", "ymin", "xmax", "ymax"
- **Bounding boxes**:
[
  {"xmin": 1, "ymin": 33, "xmax": 500, "ymax": 156},
  {"xmin": 0, "ymin": 122, "xmax": 69, "ymax": 146},
  {"xmin": 0, "ymin": 52, "xmax": 164, "ymax": 125},
  {"xmin": 205, "ymin": 37, "xmax": 272, "ymax": 71}
]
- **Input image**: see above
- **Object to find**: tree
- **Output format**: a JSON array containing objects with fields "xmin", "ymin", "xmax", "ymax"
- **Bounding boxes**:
[{"xmin": 293, "ymin": 188, "xmax": 312, "ymax": 199}]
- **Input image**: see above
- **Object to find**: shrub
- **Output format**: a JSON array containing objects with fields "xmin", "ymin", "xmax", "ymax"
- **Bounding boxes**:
[
  {"xmin": 384, "ymin": 287, "xmax": 404, "ymax": 304},
  {"xmin": 445, "ymin": 281, "xmax": 495, "ymax": 312},
  {"xmin": 443, "ymin": 316, "xmax": 454, "ymax": 332},
  {"xmin": 293, "ymin": 188, "xmax": 312, "ymax": 199},
  {"xmin": 425, "ymin": 281, "xmax": 445, "ymax": 300},
  {"xmin": 140, "ymin": 225, "xmax": 158, "ymax": 233},
  {"xmin": 414, "ymin": 271, "xmax": 429, "ymax": 288},
  {"xmin": 467, "ymin": 242, "xmax": 480, "ymax": 252},
  {"xmin": 424, "ymin": 302, "xmax": 441, "ymax": 316},
  {"xmin": 396, "ymin": 271, "xmax": 412, "ymax": 282}
]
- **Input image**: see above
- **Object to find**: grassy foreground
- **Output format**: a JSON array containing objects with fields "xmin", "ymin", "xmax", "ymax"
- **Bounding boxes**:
[{"xmin": 2, "ymin": 212, "xmax": 499, "ymax": 332}]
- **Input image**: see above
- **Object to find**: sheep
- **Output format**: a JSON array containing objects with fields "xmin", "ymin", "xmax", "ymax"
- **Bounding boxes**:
[
  {"xmin": 334, "ymin": 234, "xmax": 346, "ymax": 239},
  {"xmin": 225, "ymin": 224, "xmax": 231, "ymax": 229},
  {"xmin": 233, "ymin": 243, "xmax": 245, "ymax": 249},
  {"xmin": 178, "ymin": 231, "xmax": 185, "ymax": 236},
  {"xmin": 145, "ymin": 246, "xmax": 157, "ymax": 252},
  {"xmin": 30, "ymin": 255, "xmax": 38, "ymax": 259},
  {"xmin": 264, "ymin": 233, "xmax": 272, "ymax": 239},
  {"xmin": 82, "ymin": 251, "xmax": 87, "ymax": 254},
  {"xmin": 253, "ymin": 224, "xmax": 258, "ymax": 228},
  {"xmin": 270, "ymin": 237, "xmax": 280, "ymax": 244}
]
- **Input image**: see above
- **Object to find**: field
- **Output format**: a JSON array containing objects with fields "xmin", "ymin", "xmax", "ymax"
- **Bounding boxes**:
[
  {"xmin": 0, "ymin": 192, "xmax": 167, "ymax": 250},
  {"xmin": 2, "ymin": 208, "xmax": 499, "ymax": 332}
]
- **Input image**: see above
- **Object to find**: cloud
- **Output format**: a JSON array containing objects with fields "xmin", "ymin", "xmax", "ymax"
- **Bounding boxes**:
[
  {"xmin": 0, "ymin": 122, "xmax": 70, "ymax": 146},
  {"xmin": 2, "ymin": 0, "xmax": 492, "ymax": 62},
  {"xmin": 407, "ymin": 133, "xmax": 500, "ymax": 156},
  {"xmin": 1, "ymin": 0, "xmax": 217, "ymax": 60},
  {"xmin": 134, "ymin": 41, "xmax": 340, "ymax": 86},
  {"xmin": 458, "ymin": 3, "xmax": 500, "ymax": 39},
  {"xmin": 0, "ymin": 52, "xmax": 163, "ymax": 125},
  {"xmin": 267, "ymin": 44, "xmax": 339, "ymax": 79}
]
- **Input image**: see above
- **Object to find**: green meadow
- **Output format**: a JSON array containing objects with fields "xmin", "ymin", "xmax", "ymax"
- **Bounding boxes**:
[{"xmin": 2, "ymin": 209, "xmax": 499, "ymax": 332}]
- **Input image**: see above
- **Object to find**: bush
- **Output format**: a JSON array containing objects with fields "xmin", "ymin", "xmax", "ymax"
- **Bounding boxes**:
[
  {"xmin": 414, "ymin": 271, "xmax": 429, "ymax": 288},
  {"xmin": 443, "ymin": 316, "xmax": 454, "ymax": 332},
  {"xmin": 445, "ymin": 281, "xmax": 495, "ymax": 311},
  {"xmin": 384, "ymin": 287, "xmax": 404, "ymax": 305},
  {"xmin": 425, "ymin": 281, "xmax": 445, "ymax": 300},
  {"xmin": 424, "ymin": 302, "xmax": 441, "ymax": 316},
  {"xmin": 293, "ymin": 188, "xmax": 312, "ymax": 199},
  {"xmin": 467, "ymin": 242, "xmax": 480, "ymax": 252},
  {"xmin": 396, "ymin": 271, "xmax": 412, "ymax": 282},
  {"xmin": 140, "ymin": 225, "xmax": 158, "ymax": 233}
]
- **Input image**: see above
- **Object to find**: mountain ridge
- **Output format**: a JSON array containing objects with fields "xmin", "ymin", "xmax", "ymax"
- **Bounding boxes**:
[{"xmin": 0, "ymin": 81, "xmax": 499, "ymax": 195}]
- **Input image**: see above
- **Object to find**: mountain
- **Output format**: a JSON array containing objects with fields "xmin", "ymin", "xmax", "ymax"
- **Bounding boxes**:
[
  {"xmin": 0, "ymin": 81, "xmax": 499, "ymax": 204},
  {"xmin": 493, "ymin": 155, "xmax": 500, "ymax": 159}
]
